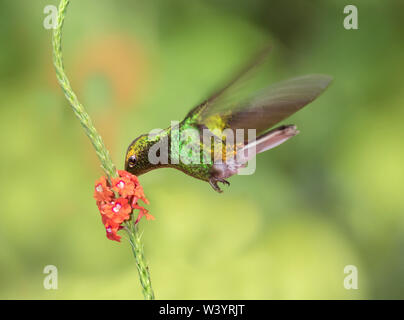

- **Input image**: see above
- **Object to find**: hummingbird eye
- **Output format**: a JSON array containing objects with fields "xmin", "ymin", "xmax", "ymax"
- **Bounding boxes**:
[{"xmin": 128, "ymin": 155, "xmax": 137, "ymax": 167}]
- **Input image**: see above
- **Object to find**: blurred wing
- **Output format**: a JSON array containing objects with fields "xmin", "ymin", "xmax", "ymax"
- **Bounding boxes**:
[
  {"xmin": 186, "ymin": 47, "xmax": 271, "ymax": 125},
  {"xmin": 219, "ymin": 75, "xmax": 333, "ymax": 137},
  {"xmin": 203, "ymin": 46, "xmax": 272, "ymax": 105},
  {"xmin": 189, "ymin": 50, "xmax": 332, "ymax": 140}
]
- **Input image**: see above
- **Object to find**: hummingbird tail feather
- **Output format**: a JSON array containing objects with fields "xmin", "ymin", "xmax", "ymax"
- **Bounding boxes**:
[{"xmin": 240, "ymin": 125, "xmax": 299, "ymax": 161}]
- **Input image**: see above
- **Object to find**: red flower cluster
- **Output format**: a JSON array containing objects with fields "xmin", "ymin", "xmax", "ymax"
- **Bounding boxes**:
[{"xmin": 94, "ymin": 170, "xmax": 154, "ymax": 242}]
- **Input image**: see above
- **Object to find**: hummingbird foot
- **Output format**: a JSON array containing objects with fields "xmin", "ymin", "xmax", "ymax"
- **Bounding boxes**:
[{"xmin": 209, "ymin": 177, "xmax": 230, "ymax": 193}]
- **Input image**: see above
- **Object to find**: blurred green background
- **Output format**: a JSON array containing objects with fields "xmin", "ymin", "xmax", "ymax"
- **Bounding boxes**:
[{"xmin": 1, "ymin": 0, "xmax": 403, "ymax": 299}]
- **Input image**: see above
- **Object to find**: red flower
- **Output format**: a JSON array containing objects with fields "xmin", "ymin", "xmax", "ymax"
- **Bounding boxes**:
[
  {"xmin": 134, "ymin": 204, "xmax": 155, "ymax": 224},
  {"xmin": 118, "ymin": 170, "xmax": 136, "ymax": 180},
  {"xmin": 94, "ymin": 176, "xmax": 114, "ymax": 202},
  {"xmin": 94, "ymin": 170, "xmax": 153, "ymax": 242},
  {"xmin": 118, "ymin": 170, "xmax": 149, "ymax": 204},
  {"xmin": 111, "ymin": 176, "xmax": 135, "ymax": 198},
  {"xmin": 105, "ymin": 224, "xmax": 121, "ymax": 242},
  {"xmin": 104, "ymin": 198, "xmax": 132, "ymax": 220},
  {"xmin": 135, "ymin": 185, "xmax": 149, "ymax": 204}
]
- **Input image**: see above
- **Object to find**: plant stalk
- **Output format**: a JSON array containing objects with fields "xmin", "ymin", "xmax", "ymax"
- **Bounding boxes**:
[{"xmin": 52, "ymin": 0, "xmax": 155, "ymax": 300}]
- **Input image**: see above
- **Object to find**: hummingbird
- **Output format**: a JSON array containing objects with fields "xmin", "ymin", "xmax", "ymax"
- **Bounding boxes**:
[{"xmin": 125, "ymin": 49, "xmax": 332, "ymax": 192}]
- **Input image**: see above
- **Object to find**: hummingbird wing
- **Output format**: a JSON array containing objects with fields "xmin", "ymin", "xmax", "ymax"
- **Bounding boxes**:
[{"xmin": 188, "ymin": 49, "xmax": 332, "ymax": 141}]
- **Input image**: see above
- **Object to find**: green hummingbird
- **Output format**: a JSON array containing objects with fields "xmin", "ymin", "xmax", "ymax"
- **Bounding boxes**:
[{"xmin": 125, "ymin": 49, "xmax": 332, "ymax": 192}]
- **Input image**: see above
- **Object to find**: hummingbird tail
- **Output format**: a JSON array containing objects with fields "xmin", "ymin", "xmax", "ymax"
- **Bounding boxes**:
[{"xmin": 240, "ymin": 125, "xmax": 299, "ymax": 161}]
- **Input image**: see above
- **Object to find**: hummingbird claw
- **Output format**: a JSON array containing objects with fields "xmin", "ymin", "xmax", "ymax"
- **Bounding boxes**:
[
  {"xmin": 209, "ymin": 178, "xmax": 230, "ymax": 193},
  {"xmin": 209, "ymin": 179, "xmax": 223, "ymax": 193},
  {"xmin": 220, "ymin": 179, "xmax": 230, "ymax": 186}
]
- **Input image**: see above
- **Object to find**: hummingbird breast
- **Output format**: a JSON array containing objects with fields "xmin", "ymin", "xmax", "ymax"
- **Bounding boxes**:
[{"xmin": 211, "ymin": 161, "xmax": 243, "ymax": 180}]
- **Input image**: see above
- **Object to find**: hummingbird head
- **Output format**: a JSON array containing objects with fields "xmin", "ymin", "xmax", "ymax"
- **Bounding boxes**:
[{"xmin": 125, "ymin": 134, "xmax": 154, "ymax": 176}]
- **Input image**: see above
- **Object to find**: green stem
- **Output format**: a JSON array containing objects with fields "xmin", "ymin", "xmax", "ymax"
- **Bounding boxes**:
[
  {"xmin": 126, "ymin": 223, "xmax": 155, "ymax": 300},
  {"xmin": 52, "ymin": 0, "xmax": 155, "ymax": 300}
]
